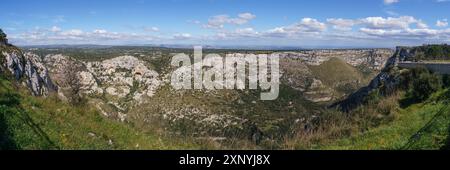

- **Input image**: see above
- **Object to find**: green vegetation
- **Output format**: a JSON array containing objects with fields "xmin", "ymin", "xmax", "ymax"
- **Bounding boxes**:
[
  {"xmin": 407, "ymin": 44, "xmax": 450, "ymax": 61},
  {"xmin": 309, "ymin": 58, "xmax": 363, "ymax": 86},
  {"xmin": 0, "ymin": 75, "xmax": 202, "ymax": 150},
  {"xmin": 308, "ymin": 57, "xmax": 375, "ymax": 96},
  {"xmin": 4, "ymin": 44, "xmax": 450, "ymax": 150},
  {"xmin": 402, "ymin": 67, "xmax": 442, "ymax": 103},
  {"xmin": 284, "ymin": 66, "xmax": 450, "ymax": 150},
  {"xmin": 317, "ymin": 89, "xmax": 449, "ymax": 150}
]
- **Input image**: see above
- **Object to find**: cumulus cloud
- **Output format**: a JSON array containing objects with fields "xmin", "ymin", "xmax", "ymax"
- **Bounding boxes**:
[
  {"xmin": 9, "ymin": 15, "xmax": 450, "ymax": 46},
  {"xmin": 238, "ymin": 13, "xmax": 256, "ymax": 20},
  {"xmin": 11, "ymin": 27, "xmax": 159, "ymax": 45},
  {"xmin": 436, "ymin": 19, "xmax": 448, "ymax": 27},
  {"xmin": 265, "ymin": 18, "xmax": 326, "ymax": 38},
  {"xmin": 204, "ymin": 13, "xmax": 256, "ymax": 29},
  {"xmin": 327, "ymin": 18, "xmax": 356, "ymax": 31},
  {"xmin": 356, "ymin": 16, "xmax": 449, "ymax": 40},
  {"xmin": 359, "ymin": 16, "xmax": 424, "ymax": 29}
]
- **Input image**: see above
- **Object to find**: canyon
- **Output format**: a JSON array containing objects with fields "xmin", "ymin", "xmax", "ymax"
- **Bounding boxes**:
[{"xmin": 1, "ymin": 38, "xmax": 395, "ymax": 141}]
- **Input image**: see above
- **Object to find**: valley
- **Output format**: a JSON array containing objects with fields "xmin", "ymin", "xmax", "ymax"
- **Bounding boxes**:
[{"xmin": 1, "ymin": 29, "xmax": 450, "ymax": 149}]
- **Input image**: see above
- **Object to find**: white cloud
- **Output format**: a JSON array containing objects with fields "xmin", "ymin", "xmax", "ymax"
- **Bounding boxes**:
[
  {"xmin": 359, "ymin": 16, "xmax": 420, "ymax": 29},
  {"xmin": 173, "ymin": 33, "xmax": 192, "ymax": 39},
  {"xmin": 238, "ymin": 13, "xmax": 256, "ymax": 20},
  {"xmin": 416, "ymin": 21, "xmax": 429, "ymax": 29},
  {"xmin": 204, "ymin": 13, "xmax": 256, "ymax": 29},
  {"xmin": 327, "ymin": 18, "xmax": 356, "ymax": 31},
  {"xmin": 384, "ymin": 0, "xmax": 399, "ymax": 5},
  {"xmin": 266, "ymin": 18, "xmax": 326, "ymax": 38},
  {"xmin": 215, "ymin": 27, "xmax": 260, "ymax": 39},
  {"xmin": 356, "ymin": 16, "xmax": 450, "ymax": 40},
  {"xmin": 93, "ymin": 29, "xmax": 107, "ymax": 34},
  {"xmin": 60, "ymin": 29, "xmax": 84, "ymax": 36},
  {"xmin": 11, "ymin": 27, "xmax": 159, "ymax": 45},
  {"xmin": 436, "ymin": 19, "xmax": 448, "ymax": 27},
  {"xmin": 50, "ymin": 26, "xmax": 61, "ymax": 32},
  {"xmin": 9, "ymin": 15, "xmax": 450, "ymax": 47}
]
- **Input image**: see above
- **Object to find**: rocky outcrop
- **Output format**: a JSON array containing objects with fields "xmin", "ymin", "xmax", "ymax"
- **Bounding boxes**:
[
  {"xmin": 331, "ymin": 47, "xmax": 412, "ymax": 111},
  {"xmin": 23, "ymin": 53, "xmax": 57, "ymax": 95},
  {"xmin": 0, "ymin": 30, "xmax": 56, "ymax": 96},
  {"xmin": 278, "ymin": 49, "xmax": 393, "ymax": 102},
  {"xmin": 277, "ymin": 49, "xmax": 393, "ymax": 70},
  {"xmin": 1, "ymin": 50, "xmax": 57, "ymax": 96},
  {"xmin": 42, "ymin": 54, "xmax": 162, "ymax": 121},
  {"xmin": 85, "ymin": 56, "xmax": 161, "ymax": 99}
]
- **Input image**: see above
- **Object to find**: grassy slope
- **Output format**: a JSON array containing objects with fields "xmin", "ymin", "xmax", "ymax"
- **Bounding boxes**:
[
  {"xmin": 0, "ymin": 76, "xmax": 201, "ymax": 150},
  {"xmin": 309, "ymin": 58, "xmax": 364, "ymax": 86},
  {"xmin": 316, "ymin": 89, "xmax": 450, "ymax": 150},
  {"xmin": 308, "ymin": 57, "xmax": 375, "ymax": 96}
]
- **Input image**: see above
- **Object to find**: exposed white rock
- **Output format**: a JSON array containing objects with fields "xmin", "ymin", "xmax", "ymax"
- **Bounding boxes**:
[
  {"xmin": 2, "ymin": 51, "xmax": 56, "ymax": 96},
  {"xmin": 78, "ymin": 71, "xmax": 103, "ymax": 95},
  {"xmin": 277, "ymin": 49, "xmax": 393, "ymax": 70},
  {"xmin": 86, "ymin": 56, "xmax": 161, "ymax": 98}
]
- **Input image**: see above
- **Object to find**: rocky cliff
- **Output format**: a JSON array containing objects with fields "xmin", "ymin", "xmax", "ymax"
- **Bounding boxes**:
[
  {"xmin": 332, "ymin": 46, "xmax": 429, "ymax": 111},
  {"xmin": 277, "ymin": 49, "xmax": 393, "ymax": 102},
  {"xmin": 1, "ymin": 47, "xmax": 57, "ymax": 96}
]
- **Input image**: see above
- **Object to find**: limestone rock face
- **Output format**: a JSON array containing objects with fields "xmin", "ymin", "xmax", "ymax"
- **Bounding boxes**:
[
  {"xmin": 23, "ymin": 52, "xmax": 57, "ymax": 96},
  {"xmin": 1, "ymin": 51, "xmax": 56, "ymax": 96},
  {"xmin": 1, "ymin": 30, "xmax": 56, "ymax": 96},
  {"xmin": 2, "ymin": 51, "xmax": 24, "ymax": 80},
  {"xmin": 41, "ymin": 54, "xmax": 162, "ymax": 121},
  {"xmin": 277, "ymin": 49, "xmax": 394, "ymax": 102},
  {"xmin": 276, "ymin": 49, "xmax": 393, "ymax": 70},
  {"xmin": 332, "ymin": 48, "xmax": 408, "ymax": 111},
  {"xmin": 86, "ymin": 56, "xmax": 161, "ymax": 99}
]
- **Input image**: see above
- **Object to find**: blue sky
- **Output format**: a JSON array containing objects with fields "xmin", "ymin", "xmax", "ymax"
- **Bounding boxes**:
[{"xmin": 1, "ymin": 0, "xmax": 449, "ymax": 47}]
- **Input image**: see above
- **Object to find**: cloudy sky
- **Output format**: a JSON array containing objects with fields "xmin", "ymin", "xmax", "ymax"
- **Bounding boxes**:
[{"xmin": 1, "ymin": 0, "xmax": 450, "ymax": 47}]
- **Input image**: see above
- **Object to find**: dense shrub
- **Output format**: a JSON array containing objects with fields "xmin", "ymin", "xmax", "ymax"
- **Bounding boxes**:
[
  {"xmin": 408, "ymin": 69, "xmax": 442, "ymax": 102},
  {"xmin": 416, "ymin": 44, "xmax": 450, "ymax": 60}
]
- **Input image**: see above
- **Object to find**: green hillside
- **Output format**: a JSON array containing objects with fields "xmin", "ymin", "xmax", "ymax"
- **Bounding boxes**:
[
  {"xmin": 0, "ymin": 75, "xmax": 202, "ymax": 150},
  {"xmin": 308, "ymin": 57, "xmax": 376, "ymax": 98},
  {"xmin": 319, "ymin": 90, "xmax": 450, "ymax": 150}
]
